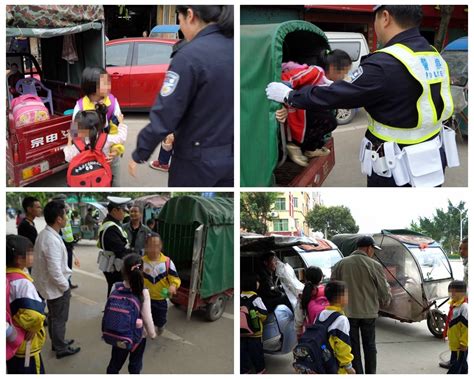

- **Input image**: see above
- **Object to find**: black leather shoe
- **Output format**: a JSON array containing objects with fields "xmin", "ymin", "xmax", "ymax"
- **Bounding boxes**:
[
  {"xmin": 52, "ymin": 339, "xmax": 75, "ymax": 352},
  {"xmin": 56, "ymin": 346, "xmax": 80, "ymax": 359},
  {"xmin": 439, "ymin": 362, "xmax": 451, "ymax": 369},
  {"xmin": 70, "ymin": 284, "xmax": 79, "ymax": 289}
]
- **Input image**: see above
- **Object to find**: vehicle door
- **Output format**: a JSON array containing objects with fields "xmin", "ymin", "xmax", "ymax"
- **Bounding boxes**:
[
  {"xmin": 106, "ymin": 41, "xmax": 133, "ymax": 107},
  {"xmin": 129, "ymin": 40, "xmax": 173, "ymax": 109}
]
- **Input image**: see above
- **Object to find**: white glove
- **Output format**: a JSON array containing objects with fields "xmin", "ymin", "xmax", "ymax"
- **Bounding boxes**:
[{"xmin": 265, "ymin": 82, "xmax": 292, "ymax": 103}]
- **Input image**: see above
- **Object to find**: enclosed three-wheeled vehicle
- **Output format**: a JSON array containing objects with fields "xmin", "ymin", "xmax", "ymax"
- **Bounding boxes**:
[
  {"xmin": 158, "ymin": 196, "xmax": 234, "ymax": 321},
  {"xmin": 241, "ymin": 21, "xmax": 335, "ymax": 187},
  {"xmin": 6, "ymin": 5, "xmax": 105, "ymax": 186},
  {"xmin": 241, "ymin": 233, "xmax": 344, "ymax": 354},
  {"xmin": 133, "ymin": 194, "xmax": 170, "ymax": 229},
  {"xmin": 332, "ymin": 230, "xmax": 454, "ymax": 338},
  {"xmin": 441, "ymin": 36, "xmax": 468, "ymax": 138}
]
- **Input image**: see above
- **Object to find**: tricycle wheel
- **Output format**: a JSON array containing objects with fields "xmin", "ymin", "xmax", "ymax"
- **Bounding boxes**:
[
  {"xmin": 205, "ymin": 295, "xmax": 226, "ymax": 321},
  {"xmin": 427, "ymin": 309, "xmax": 447, "ymax": 339}
]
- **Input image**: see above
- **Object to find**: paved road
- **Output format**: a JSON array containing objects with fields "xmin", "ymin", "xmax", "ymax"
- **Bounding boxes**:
[
  {"xmin": 263, "ymin": 260, "xmax": 464, "ymax": 374},
  {"xmin": 7, "ymin": 218, "xmax": 234, "ymax": 374},
  {"xmin": 28, "ymin": 113, "xmax": 169, "ymax": 187},
  {"xmin": 322, "ymin": 109, "xmax": 468, "ymax": 187}
]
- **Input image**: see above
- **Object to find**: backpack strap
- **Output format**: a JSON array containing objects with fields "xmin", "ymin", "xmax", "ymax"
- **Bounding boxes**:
[
  {"xmin": 77, "ymin": 97, "xmax": 84, "ymax": 111},
  {"xmin": 242, "ymin": 294, "xmax": 258, "ymax": 307},
  {"xmin": 106, "ymin": 94, "xmax": 116, "ymax": 122},
  {"xmin": 94, "ymin": 132, "xmax": 108, "ymax": 152},
  {"xmin": 316, "ymin": 311, "xmax": 342, "ymax": 328},
  {"xmin": 165, "ymin": 256, "xmax": 170, "ymax": 274},
  {"xmin": 6, "ymin": 272, "xmax": 27, "ymax": 282},
  {"xmin": 73, "ymin": 137, "xmax": 87, "ymax": 152}
]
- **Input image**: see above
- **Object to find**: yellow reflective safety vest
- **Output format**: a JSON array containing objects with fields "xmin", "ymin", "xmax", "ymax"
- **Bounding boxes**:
[
  {"xmin": 367, "ymin": 43, "xmax": 454, "ymax": 145},
  {"xmin": 97, "ymin": 220, "xmax": 129, "ymax": 250}
]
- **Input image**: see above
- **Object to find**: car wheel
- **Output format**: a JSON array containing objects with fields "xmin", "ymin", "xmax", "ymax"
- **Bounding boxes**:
[{"xmin": 336, "ymin": 108, "xmax": 357, "ymax": 125}]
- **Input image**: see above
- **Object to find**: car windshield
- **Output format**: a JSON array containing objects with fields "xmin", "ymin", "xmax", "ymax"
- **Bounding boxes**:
[
  {"xmin": 442, "ymin": 51, "xmax": 468, "ymax": 86},
  {"xmin": 409, "ymin": 247, "xmax": 452, "ymax": 281},
  {"xmin": 297, "ymin": 249, "xmax": 343, "ymax": 283}
]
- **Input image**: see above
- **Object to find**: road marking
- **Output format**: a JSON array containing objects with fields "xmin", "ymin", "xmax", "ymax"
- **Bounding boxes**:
[
  {"xmin": 160, "ymin": 329, "xmax": 194, "ymax": 345},
  {"xmin": 74, "ymin": 268, "xmax": 105, "ymax": 281},
  {"xmin": 71, "ymin": 293, "xmax": 98, "ymax": 306},
  {"xmin": 74, "ymin": 269, "xmax": 234, "ymax": 321}
]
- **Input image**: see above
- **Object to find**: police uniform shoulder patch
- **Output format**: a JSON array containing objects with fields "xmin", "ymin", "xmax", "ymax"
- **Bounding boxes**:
[
  {"xmin": 349, "ymin": 66, "xmax": 364, "ymax": 83},
  {"xmin": 160, "ymin": 71, "xmax": 180, "ymax": 97}
]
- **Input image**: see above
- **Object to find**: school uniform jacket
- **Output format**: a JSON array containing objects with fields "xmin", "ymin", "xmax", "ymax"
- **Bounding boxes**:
[
  {"xmin": 7, "ymin": 268, "xmax": 46, "ymax": 360},
  {"xmin": 317, "ymin": 305, "xmax": 354, "ymax": 374},
  {"xmin": 142, "ymin": 253, "xmax": 181, "ymax": 300},
  {"xmin": 447, "ymin": 297, "xmax": 468, "ymax": 351},
  {"xmin": 241, "ymin": 291, "xmax": 268, "ymax": 338}
]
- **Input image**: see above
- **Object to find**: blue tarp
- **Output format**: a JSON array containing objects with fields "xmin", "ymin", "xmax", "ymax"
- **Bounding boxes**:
[
  {"xmin": 444, "ymin": 36, "xmax": 468, "ymax": 51},
  {"xmin": 150, "ymin": 24, "xmax": 180, "ymax": 34}
]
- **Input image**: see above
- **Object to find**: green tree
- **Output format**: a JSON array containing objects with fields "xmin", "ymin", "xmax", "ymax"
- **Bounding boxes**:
[
  {"xmin": 306, "ymin": 205, "xmax": 359, "ymax": 239},
  {"xmin": 240, "ymin": 192, "xmax": 278, "ymax": 235},
  {"xmin": 409, "ymin": 200, "xmax": 468, "ymax": 253}
]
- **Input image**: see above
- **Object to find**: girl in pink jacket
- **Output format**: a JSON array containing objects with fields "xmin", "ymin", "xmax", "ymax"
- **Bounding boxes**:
[{"xmin": 295, "ymin": 266, "xmax": 329, "ymax": 338}]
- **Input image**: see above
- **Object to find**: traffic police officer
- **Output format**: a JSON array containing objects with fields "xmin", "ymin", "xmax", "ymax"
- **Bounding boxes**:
[
  {"xmin": 129, "ymin": 5, "xmax": 234, "ymax": 187},
  {"xmin": 266, "ymin": 5, "xmax": 454, "ymax": 187},
  {"xmin": 97, "ymin": 196, "xmax": 132, "ymax": 299}
]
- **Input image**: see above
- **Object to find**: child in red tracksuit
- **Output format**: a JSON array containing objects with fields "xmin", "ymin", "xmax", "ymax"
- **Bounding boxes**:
[{"xmin": 277, "ymin": 49, "xmax": 352, "ymax": 167}]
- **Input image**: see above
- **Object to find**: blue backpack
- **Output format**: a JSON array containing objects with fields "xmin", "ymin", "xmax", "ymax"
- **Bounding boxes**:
[
  {"xmin": 293, "ymin": 311, "xmax": 341, "ymax": 374},
  {"xmin": 102, "ymin": 283, "xmax": 143, "ymax": 351}
]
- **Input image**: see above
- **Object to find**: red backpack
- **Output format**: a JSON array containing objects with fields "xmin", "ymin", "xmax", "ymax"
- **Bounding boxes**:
[{"xmin": 66, "ymin": 133, "xmax": 112, "ymax": 187}]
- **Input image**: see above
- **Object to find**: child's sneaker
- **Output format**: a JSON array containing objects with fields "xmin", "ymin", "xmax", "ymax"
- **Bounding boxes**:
[
  {"xmin": 157, "ymin": 327, "xmax": 165, "ymax": 336},
  {"xmin": 149, "ymin": 161, "xmax": 169, "ymax": 172},
  {"xmin": 304, "ymin": 147, "xmax": 331, "ymax": 158}
]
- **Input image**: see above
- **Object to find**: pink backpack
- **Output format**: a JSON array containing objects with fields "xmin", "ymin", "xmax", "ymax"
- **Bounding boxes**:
[
  {"xmin": 11, "ymin": 94, "xmax": 50, "ymax": 127},
  {"xmin": 6, "ymin": 273, "xmax": 27, "ymax": 360},
  {"xmin": 306, "ymin": 286, "xmax": 330, "ymax": 326}
]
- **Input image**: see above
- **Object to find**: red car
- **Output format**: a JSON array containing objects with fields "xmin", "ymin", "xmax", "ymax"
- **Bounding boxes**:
[{"xmin": 106, "ymin": 37, "xmax": 177, "ymax": 111}]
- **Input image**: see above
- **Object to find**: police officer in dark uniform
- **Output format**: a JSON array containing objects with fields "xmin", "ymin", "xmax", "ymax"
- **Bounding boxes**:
[
  {"xmin": 97, "ymin": 196, "xmax": 133, "ymax": 299},
  {"xmin": 129, "ymin": 5, "xmax": 234, "ymax": 187},
  {"xmin": 266, "ymin": 5, "xmax": 454, "ymax": 187}
]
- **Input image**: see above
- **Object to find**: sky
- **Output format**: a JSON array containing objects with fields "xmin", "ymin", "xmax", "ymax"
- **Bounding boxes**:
[{"xmin": 316, "ymin": 188, "xmax": 468, "ymax": 233}]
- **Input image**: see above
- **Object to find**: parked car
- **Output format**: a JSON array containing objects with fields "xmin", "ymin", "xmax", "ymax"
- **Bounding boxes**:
[
  {"xmin": 106, "ymin": 37, "xmax": 177, "ymax": 111},
  {"xmin": 325, "ymin": 32, "xmax": 370, "ymax": 125}
]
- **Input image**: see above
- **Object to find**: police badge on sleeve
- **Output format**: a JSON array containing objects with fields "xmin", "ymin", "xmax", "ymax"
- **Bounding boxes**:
[
  {"xmin": 160, "ymin": 71, "xmax": 180, "ymax": 97},
  {"xmin": 349, "ymin": 66, "xmax": 364, "ymax": 82}
]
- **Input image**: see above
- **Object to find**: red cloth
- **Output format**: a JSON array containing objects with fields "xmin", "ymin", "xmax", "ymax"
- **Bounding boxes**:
[{"xmin": 281, "ymin": 66, "xmax": 327, "ymax": 143}]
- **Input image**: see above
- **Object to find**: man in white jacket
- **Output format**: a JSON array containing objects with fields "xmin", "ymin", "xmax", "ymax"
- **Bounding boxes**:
[{"xmin": 32, "ymin": 200, "xmax": 81, "ymax": 359}]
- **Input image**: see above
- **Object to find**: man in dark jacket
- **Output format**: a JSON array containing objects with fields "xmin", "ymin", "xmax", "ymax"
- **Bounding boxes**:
[
  {"xmin": 257, "ymin": 252, "xmax": 293, "ymax": 313},
  {"xmin": 123, "ymin": 205, "xmax": 151, "ymax": 256}
]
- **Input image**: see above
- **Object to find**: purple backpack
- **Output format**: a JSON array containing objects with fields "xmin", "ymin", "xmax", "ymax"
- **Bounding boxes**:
[
  {"xmin": 102, "ymin": 283, "xmax": 143, "ymax": 351},
  {"xmin": 77, "ymin": 94, "xmax": 116, "ymax": 128}
]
